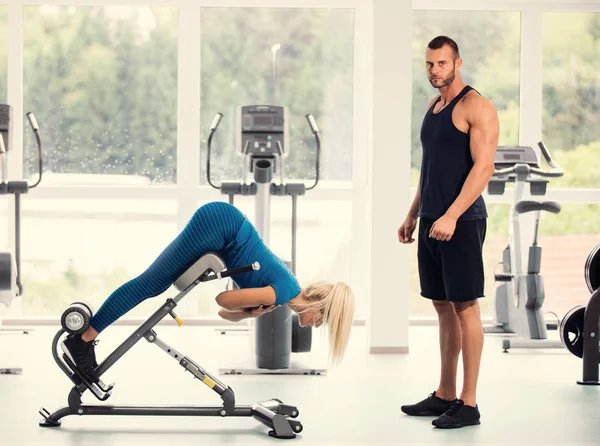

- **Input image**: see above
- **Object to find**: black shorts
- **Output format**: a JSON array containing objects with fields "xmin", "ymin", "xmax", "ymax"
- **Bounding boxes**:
[{"xmin": 417, "ymin": 217, "xmax": 487, "ymax": 303}]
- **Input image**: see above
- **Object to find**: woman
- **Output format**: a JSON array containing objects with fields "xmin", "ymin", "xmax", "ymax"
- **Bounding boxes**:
[{"xmin": 61, "ymin": 201, "xmax": 355, "ymax": 383}]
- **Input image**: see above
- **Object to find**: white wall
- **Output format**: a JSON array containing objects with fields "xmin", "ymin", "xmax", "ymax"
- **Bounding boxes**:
[{"xmin": 367, "ymin": 0, "xmax": 412, "ymax": 354}]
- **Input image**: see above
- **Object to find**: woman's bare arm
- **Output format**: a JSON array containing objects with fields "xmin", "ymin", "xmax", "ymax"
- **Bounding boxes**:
[{"xmin": 215, "ymin": 286, "xmax": 276, "ymax": 311}]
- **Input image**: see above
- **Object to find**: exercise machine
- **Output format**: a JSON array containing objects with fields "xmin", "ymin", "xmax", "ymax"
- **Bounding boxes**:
[
  {"xmin": 560, "ymin": 242, "xmax": 600, "ymax": 385},
  {"xmin": 206, "ymin": 105, "xmax": 323, "ymax": 375},
  {"xmin": 484, "ymin": 142, "xmax": 565, "ymax": 351},
  {"xmin": 0, "ymin": 105, "xmax": 42, "ymax": 374},
  {"xmin": 39, "ymin": 253, "xmax": 304, "ymax": 438}
]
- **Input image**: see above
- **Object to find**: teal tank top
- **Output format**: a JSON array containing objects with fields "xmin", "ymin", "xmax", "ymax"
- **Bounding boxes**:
[{"xmin": 221, "ymin": 215, "xmax": 301, "ymax": 306}]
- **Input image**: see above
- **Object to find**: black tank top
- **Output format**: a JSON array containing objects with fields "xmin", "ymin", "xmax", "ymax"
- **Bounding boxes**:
[{"xmin": 418, "ymin": 85, "xmax": 487, "ymax": 221}]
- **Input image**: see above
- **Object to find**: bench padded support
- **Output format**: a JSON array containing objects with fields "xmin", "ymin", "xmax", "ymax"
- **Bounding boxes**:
[{"xmin": 174, "ymin": 253, "xmax": 226, "ymax": 292}]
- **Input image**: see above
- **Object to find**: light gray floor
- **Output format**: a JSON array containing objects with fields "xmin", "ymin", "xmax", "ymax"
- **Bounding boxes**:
[{"xmin": 0, "ymin": 323, "xmax": 599, "ymax": 446}]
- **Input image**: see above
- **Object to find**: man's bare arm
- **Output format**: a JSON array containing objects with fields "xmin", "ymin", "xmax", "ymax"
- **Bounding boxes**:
[{"xmin": 445, "ymin": 96, "xmax": 499, "ymax": 220}]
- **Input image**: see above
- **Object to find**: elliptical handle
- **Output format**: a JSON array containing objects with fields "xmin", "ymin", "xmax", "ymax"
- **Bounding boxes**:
[
  {"xmin": 26, "ymin": 111, "xmax": 43, "ymax": 189},
  {"xmin": 206, "ymin": 113, "xmax": 223, "ymax": 190},
  {"xmin": 210, "ymin": 113, "xmax": 223, "ymax": 132},
  {"xmin": 306, "ymin": 114, "xmax": 319, "ymax": 135},
  {"xmin": 493, "ymin": 166, "xmax": 517, "ymax": 177},
  {"xmin": 536, "ymin": 141, "xmax": 564, "ymax": 177},
  {"xmin": 529, "ymin": 166, "xmax": 564, "ymax": 178},
  {"xmin": 26, "ymin": 112, "xmax": 39, "ymax": 131},
  {"xmin": 305, "ymin": 114, "xmax": 320, "ymax": 190},
  {"xmin": 493, "ymin": 141, "xmax": 564, "ymax": 179}
]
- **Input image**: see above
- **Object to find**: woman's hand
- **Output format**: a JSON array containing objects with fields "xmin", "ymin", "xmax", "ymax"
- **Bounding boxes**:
[{"xmin": 247, "ymin": 305, "xmax": 277, "ymax": 318}]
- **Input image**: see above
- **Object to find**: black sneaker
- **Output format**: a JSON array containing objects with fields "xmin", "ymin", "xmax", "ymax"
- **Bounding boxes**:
[
  {"xmin": 401, "ymin": 391, "xmax": 457, "ymax": 417},
  {"xmin": 90, "ymin": 340, "xmax": 99, "ymax": 369},
  {"xmin": 61, "ymin": 334, "xmax": 100, "ymax": 383},
  {"xmin": 432, "ymin": 399, "xmax": 481, "ymax": 429}
]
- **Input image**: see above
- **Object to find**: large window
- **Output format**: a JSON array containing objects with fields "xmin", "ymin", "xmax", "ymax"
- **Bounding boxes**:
[
  {"xmin": 199, "ymin": 8, "xmax": 357, "ymax": 314},
  {"xmin": 0, "ymin": 7, "xmax": 7, "ymax": 99},
  {"xmin": 0, "ymin": 7, "xmax": 11, "ymax": 317},
  {"xmin": 199, "ymin": 8, "xmax": 354, "ymax": 184},
  {"xmin": 537, "ymin": 204, "xmax": 600, "ymax": 318},
  {"xmin": 409, "ymin": 10, "xmax": 521, "ymax": 317},
  {"xmin": 23, "ymin": 6, "xmax": 178, "ymax": 184},
  {"xmin": 542, "ymin": 12, "xmax": 600, "ymax": 189},
  {"xmin": 20, "ymin": 199, "xmax": 178, "ymax": 316},
  {"xmin": 411, "ymin": 11, "xmax": 521, "ymax": 184}
]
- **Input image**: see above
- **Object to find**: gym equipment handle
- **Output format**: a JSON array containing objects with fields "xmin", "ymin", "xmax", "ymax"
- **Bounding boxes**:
[
  {"xmin": 206, "ymin": 113, "xmax": 223, "ymax": 190},
  {"xmin": 493, "ymin": 140, "xmax": 564, "ymax": 179},
  {"xmin": 200, "ymin": 262, "xmax": 260, "ymax": 283},
  {"xmin": 305, "ymin": 114, "xmax": 320, "ymax": 190},
  {"xmin": 537, "ymin": 141, "xmax": 561, "ymax": 171},
  {"xmin": 26, "ymin": 112, "xmax": 43, "ymax": 189},
  {"xmin": 220, "ymin": 262, "xmax": 260, "ymax": 279},
  {"xmin": 26, "ymin": 112, "xmax": 39, "ymax": 131},
  {"xmin": 306, "ymin": 114, "xmax": 319, "ymax": 134},
  {"xmin": 210, "ymin": 113, "xmax": 223, "ymax": 132}
]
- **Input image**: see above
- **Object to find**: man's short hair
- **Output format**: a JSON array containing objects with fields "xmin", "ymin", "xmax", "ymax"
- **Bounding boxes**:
[{"xmin": 427, "ymin": 36, "xmax": 460, "ymax": 59}]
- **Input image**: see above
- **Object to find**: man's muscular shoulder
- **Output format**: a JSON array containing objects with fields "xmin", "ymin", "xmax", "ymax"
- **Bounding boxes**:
[{"xmin": 459, "ymin": 91, "xmax": 496, "ymax": 123}]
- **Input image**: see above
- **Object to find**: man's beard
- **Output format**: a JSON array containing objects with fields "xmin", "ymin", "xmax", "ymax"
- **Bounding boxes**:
[{"xmin": 429, "ymin": 67, "xmax": 455, "ymax": 89}]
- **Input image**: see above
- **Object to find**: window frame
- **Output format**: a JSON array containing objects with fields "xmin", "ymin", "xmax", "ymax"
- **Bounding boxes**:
[
  {"xmin": 3, "ymin": 0, "xmax": 365, "ymax": 321},
  {"xmin": 1, "ymin": 0, "xmax": 599, "ymax": 324}
]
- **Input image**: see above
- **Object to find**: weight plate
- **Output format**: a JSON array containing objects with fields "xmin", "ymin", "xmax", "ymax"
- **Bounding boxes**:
[
  {"xmin": 560, "ymin": 305, "xmax": 586, "ymax": 358},
  {"xmin": 585, "ymin": 242, "xmax": 600, "ymax": 293},
  {"xmin": 0, "ymin": 253, "xmax": 11, "ymax": 291}
]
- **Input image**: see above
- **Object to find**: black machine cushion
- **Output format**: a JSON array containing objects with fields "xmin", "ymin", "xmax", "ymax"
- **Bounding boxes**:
[{"xmin": 515, "ymin": 200, "xmax": 561, "ymax": 215}]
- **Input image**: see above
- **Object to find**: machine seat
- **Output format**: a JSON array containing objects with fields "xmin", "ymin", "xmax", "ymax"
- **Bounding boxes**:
[{"xmin": 515, "ymin": 200, "xmax": 561, "ymax": 215}]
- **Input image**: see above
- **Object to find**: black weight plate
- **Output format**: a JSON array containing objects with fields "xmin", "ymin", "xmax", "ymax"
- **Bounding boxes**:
[
  {"xmin": 585, "ymin": 242, "xmax": 600, "ymax": 293},
  {"xmin": 560, "ymin": 305, "xmax": 586, "ymax": 358},
  {"xmin": 0, "ymin": 253, "xmax": 11, "ymax": 291}
]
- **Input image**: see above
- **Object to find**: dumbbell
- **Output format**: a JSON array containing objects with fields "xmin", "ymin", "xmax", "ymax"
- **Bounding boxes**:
[{"xmin": 60, "ymin": 301, "xmax": 94, "ymax": 335}]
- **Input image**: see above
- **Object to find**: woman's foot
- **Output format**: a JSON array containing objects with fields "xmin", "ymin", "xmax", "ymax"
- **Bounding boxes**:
[{"xmin": 61, "ymin": 334, "xmax": 100, "ymax": 383}]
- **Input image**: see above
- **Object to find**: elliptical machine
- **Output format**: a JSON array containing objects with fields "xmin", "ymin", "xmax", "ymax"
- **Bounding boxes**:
[
  {"xmin": 39, "ymin": 254, "xmax": 304, "ymax": 438},
  {"xmin": 0, "ymin": 105, "xmax": 42, "ymax": 374},
  {"xmin": 484, "ymin": 142, "xmax": 565, "ymax": 352},
  {"xmin": 206, "ymin": 105, "xmax": 322, "ymax": 375}
]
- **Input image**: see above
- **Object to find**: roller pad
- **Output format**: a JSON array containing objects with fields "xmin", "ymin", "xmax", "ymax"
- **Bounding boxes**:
[{"xmin": 174, "ymin": 253, "xmax": 226, "ymax": 291}]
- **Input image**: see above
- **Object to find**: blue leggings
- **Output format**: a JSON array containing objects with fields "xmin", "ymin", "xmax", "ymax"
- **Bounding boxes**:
[{"xmin": 89, "ymin": 202, "xmax": 245, "ymax": 333}]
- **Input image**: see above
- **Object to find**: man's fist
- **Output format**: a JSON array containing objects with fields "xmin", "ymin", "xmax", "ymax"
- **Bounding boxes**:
[
  {"xmin": 429, "ymin": 215, "xmax": 457, "ymax": 241},
  {"xmin": 398, "ymin": 216, "xmax": 418, "ymax": 244}
]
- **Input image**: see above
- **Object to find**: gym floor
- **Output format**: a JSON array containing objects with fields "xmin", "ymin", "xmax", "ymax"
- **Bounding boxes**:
[{"xmin": 0, "ymin": 323, "xmax": 598, "ymax": 446}]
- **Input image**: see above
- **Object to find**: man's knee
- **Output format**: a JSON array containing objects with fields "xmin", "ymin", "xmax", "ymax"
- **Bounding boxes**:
[
  {"xmin": 451, "ymin": 299, "xmax": 480, "ymax": 319},
  {"xmin": 432, "ymin": 299, "xmax": 453, "ymax": 314}
]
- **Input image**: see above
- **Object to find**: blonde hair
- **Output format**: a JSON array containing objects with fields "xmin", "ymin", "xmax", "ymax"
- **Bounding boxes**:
[{"xmin": 300, "ymin": 281, "xmax": 355, "ymax": 364}]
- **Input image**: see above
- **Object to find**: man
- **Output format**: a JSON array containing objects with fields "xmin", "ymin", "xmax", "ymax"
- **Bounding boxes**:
[{"xmin": 398, "ymin": 36, "xmax": 499, "ymax": 429}]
